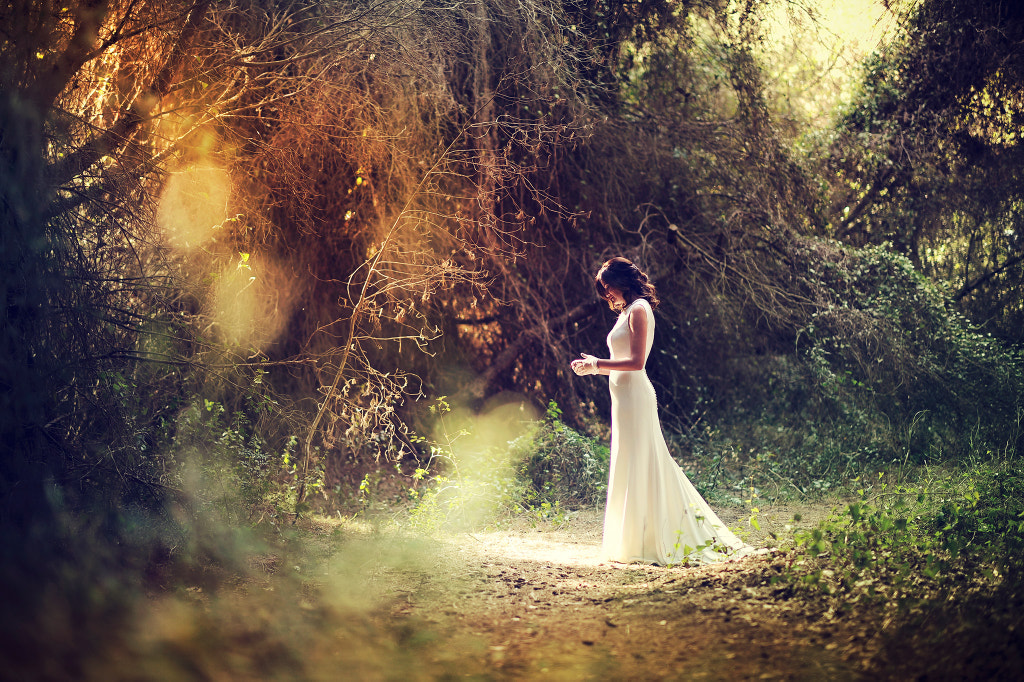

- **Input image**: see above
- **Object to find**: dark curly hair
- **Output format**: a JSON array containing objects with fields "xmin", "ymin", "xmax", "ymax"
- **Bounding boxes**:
[{"xmin": 594, "ymin": 257, "xmax": 659, "ymax": 311}]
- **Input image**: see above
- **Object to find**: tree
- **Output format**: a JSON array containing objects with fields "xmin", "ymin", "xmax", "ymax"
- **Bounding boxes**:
[
  {"xmin": 826, "ymin": 0, "xmax": 1024, "ymax": 343},
  {"xmin": 0, "ymin": 0, "xmax": 496, "ymax": 509}
]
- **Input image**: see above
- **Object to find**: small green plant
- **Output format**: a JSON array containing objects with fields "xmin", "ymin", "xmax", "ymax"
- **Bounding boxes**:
[
  {"xmin": 780, "ymin": 456, "xmax": 1024, "ymax": 610},
  {"xmin": 531, "ymin": 499, "xmax": 571, "ymax": 526},
  {"xmin": 167, "ymin": 391, "xmax": 313, "ymax": 527},
  {"xmin": 406, "ymin": 397, "xmax": 527, "ymax": 531},
  {"xmin": 511, "ymin": 400, "xmax": 609, "ymax": 508}
]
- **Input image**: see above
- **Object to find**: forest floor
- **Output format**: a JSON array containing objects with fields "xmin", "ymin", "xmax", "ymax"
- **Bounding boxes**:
[
  {"xmin": 121, "ymin": 496, "xmax": 1022, "ymax": 680},
  {"xmin": 307, "ymin": 501, "xmax": 894, "ymax": 681}
]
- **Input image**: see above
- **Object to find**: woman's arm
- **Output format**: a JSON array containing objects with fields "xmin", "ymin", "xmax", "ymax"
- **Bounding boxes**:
[
  {"xmin": 573, "ymin": 305, "xmax": 643, "ymax": 374},
  {"xmin": 586, "ymin": 357, "xmax": 612, "ymax": 376},
  {"xmin": 592, "ymin": 304, "xmax": 647, "ymax": 372}
]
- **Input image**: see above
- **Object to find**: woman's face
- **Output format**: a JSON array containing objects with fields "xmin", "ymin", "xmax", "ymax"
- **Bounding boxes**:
[{"xmin": 602, "ymin": 281, "xmax": 626, "ymax": 307}]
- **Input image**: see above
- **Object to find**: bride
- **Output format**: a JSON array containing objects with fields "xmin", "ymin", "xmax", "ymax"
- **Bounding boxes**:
[{"xmin": 571, "ymin": 257, "xmax": 755, "ymax": 565}]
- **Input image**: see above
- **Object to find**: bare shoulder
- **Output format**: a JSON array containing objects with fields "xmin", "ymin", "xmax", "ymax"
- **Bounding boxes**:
[
  {"xmin": 630, "ymin": 298, "xmax": 653, "ymax": 315},
  {"xmin": 627, "ymin": 299, "xmax": 652, "ymax": 326}
]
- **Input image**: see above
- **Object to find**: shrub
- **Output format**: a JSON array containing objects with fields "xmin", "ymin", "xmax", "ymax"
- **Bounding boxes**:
[
  {"xmin": 685, "ymin": 238, "xmax": 1024, "ymax": 495},
  {"xmin": 782, "ymin": 456, "xmax": 1024, "ymax": 611},
  {"xmin": 511, "ymin": 401, "xmax": 610, "ymax": 508}
]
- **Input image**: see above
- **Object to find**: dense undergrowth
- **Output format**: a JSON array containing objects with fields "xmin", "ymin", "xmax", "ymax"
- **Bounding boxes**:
[
  {"xmin": 674, "ymin": 239, "xmax": 1024, "ymax": 502},
  {"xmin": 772, "ymin": 454, "xmax": 1024, "ymax": 678},
  {"xmin": 784, "ymin": 456, "xmax": 1024, "ymax": 599},
  {"xmin": 5, "ymin": 402, "xmax": 1022, "ymax": 679},
  {"xmin": 401, "ymin": 399, "xmax": 608, "ymax": 531}
]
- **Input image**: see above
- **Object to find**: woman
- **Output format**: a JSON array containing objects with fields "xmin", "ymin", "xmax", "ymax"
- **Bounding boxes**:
[{"xmin": 571, "ymin": 257, "xmax": 754, "ymax": 565}]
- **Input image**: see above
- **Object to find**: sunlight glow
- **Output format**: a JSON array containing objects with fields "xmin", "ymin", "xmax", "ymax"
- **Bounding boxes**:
[
  {"xmin": 431, "ymin": 397, "xmax": 540, "ymax": 528},
  {"xmin": 209, "ymin": 252, "xmax": 294, "ymax": 351},
  {"xmin": 157, "ymin": 165, "xmax": 232, "ymax": 249},
  {"xmin": 760, "ymin": 0, "xmax": 900, "ymax": 126}
]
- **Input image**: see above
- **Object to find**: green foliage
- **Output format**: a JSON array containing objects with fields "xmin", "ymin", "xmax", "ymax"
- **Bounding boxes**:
[
  {"xmin": 826, "ymin": 0, "xmax": 1024, "ymax": 342},
  {"xmin": 794, "ymin": 241, "xmax": 1023, "ymax": 458},
  {"xmin": 511, "ymin": 401, "xmax": 610, "ymax": 509},
  {"xmin": 781, "ymin": 457, "xmax": 1024, "ymax": 610},
  {"xmin": 684, "ymin": 237, "xmax": 1024, "ymax": 496},
  {"xmin": 169, "ymin": 391, "xmax": 310, "ymax": 527},
  {"xmin": 406, "ymin": 465, "xmax": 526, "ymax": 532},
  {"xmin": 683, "ymin": 422, "xmax": 870, "ymax": 501},
  {"xmin": 405, "ymin": 398, "xmax": 528, "ymax": 532},
  {"xmin": 404, "ymin": 401, "xmax": 607, "ymax": 531},
  {"xmin": 929, "ymin": 462, "xmax": 1024, "ymax": 572}
]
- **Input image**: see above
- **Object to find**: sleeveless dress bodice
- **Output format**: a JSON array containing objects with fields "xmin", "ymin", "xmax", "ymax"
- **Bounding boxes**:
[{"xmin": 607, "ymin": 299, "xmax": 655, "ymax": 363}]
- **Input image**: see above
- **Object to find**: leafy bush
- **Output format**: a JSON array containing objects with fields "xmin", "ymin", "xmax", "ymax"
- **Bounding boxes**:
[
  {"xmin": 928, "ymin": 462, "xmax": 1024, "ymax": 575},
  {"xmin": 687, "ymin": 238, "xmax": 1024, "ymax": 494},
  {"xmin": 511, "ymin": 401, "xmax": 610, "ymax": 508},
  {"xmin": 169, "ymin": 396, "xmax": 310, "ymax": 526},
  {"xmin": 403, "ymin": 400, "xmax": 607, "ymax": 531},
  {"xmin": 781, "ymin": 457, "xmax": 1024, "ymax": 611},
  {"xmin": 403, "ymin": 398, "xmax": 530, "ymax": 531},
  {"xmin": 794, "ymin": 242, "xmax": 1023, "ymax": 435}
]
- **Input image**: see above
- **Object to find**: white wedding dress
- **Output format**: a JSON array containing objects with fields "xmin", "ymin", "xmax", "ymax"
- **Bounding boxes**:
[{"xmin": 602, "ymin": 298, "xmax": 754, "ymax": 565}]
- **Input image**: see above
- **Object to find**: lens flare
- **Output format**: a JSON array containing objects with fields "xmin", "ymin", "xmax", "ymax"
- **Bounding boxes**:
[
  {"xmin": 209, "ymin": 252, "xmax": 294, "ymax": 351},
  {"xmin": 426, "ymin": 395, "xmax": 540, "ymax": 529},
  {"xmin": 157, "ymin": 165, "xmax": 232, "ymax": 249}
]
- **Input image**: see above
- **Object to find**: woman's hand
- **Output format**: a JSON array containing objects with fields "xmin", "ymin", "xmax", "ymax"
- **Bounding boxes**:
[{"xmin": 571, "ymin": 353, "xmax": 600, "ymax": 376}]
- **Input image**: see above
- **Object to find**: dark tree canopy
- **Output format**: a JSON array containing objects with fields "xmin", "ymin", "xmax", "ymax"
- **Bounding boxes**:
[{"xmin": 828, "ymin": 0, "xmax": 1024, "ymax": 343}]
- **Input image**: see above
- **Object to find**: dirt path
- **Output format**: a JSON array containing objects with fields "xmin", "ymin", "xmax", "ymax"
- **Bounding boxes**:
[{"xmin": 363, "ymin": 503, "xmax": 882, "ymax": 680}]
